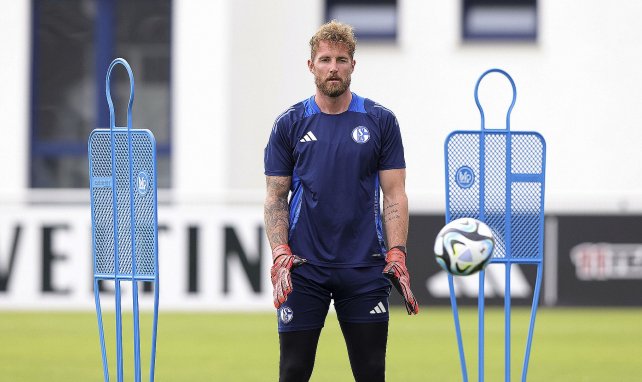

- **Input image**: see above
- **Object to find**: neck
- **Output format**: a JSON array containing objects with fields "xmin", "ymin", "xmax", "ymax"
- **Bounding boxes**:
[{"xmin": 314, "ymin": 90, "xmax": 352, "ymax": 114}]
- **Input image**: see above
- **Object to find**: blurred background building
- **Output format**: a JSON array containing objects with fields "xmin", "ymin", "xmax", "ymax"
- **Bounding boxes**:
[{"xmin": 1, "ymin": 0, "xmax": 641, "ymax": 310}]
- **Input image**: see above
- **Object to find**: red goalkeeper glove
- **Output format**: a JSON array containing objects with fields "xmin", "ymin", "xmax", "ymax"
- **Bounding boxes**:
[
  {"xmin": 383, "ymin": 246, "xmax": 419, "ymax": 315},
  {"xmin": 270, "ymin": 244, "xmax": 306, "ymax": 309}
]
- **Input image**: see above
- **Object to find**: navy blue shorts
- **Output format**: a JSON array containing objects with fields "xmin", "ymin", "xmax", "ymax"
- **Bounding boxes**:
[{"xmin": 276, "ymin": 263, "xmax": 392, "ymax": 332}]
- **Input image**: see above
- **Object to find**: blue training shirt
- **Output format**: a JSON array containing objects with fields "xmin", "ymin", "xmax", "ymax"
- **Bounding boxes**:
[{"xmin": 264, "ymin": 93, "xmax": 405, "ymax": 267}]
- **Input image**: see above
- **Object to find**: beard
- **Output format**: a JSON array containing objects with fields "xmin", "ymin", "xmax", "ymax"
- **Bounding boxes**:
[{"xmin": 315, "ymin": 74, "xmax": 351, "ymax": 97}]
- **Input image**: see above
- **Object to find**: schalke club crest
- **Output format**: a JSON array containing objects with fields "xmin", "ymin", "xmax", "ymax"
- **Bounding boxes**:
[{"xmin": 351, "ymin": 126, "xmax": 370, "ymax": 144}]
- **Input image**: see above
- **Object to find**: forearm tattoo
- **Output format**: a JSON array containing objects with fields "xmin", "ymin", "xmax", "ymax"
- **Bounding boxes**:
[
  {"xmin": 383, "ymin": 196, "xmax": 408, "ymax": 248},
  {"xmin": 384, "ymin": 202, "xmax": 401, "ymax": 224},
  {"xmin": 264, "ymin": 176, "xmax": 291, "ymax": 248}
]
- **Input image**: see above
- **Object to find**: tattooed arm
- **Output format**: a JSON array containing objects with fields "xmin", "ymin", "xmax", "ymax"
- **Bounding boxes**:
[
  {"xmin": 264, "ymin": 175, "xmax": 292, "ymax": 250},
  {"xmin": 379, "ymin": 169, "xmax": 409, "ymax": 249},
  {"xmin": 380, "ymin": 168, "xmax": 418, "ymax": 314}
]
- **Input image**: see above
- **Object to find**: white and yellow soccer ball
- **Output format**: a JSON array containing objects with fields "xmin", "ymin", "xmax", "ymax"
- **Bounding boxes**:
[{"xmin": 434, "ymin": 218, "xmax": 495, "ymax": 276}]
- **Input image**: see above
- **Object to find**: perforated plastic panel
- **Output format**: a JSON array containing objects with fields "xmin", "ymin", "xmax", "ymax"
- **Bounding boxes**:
[
  {"xmin": 445, "ymin": 131, "xmax": 545, "ymax": 262},
  {"xmin": 89, "ymin": 129, "xmax": 158, "ymax": 278}
]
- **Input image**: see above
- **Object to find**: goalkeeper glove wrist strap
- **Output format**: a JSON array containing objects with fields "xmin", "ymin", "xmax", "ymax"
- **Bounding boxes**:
[
  {"xmin": 389, "ymin": 245, "xmax": 407, "ymax": 255},
  {"xmin": 272, "ymin": 244, "xmax": 292, "ymax": 262}
]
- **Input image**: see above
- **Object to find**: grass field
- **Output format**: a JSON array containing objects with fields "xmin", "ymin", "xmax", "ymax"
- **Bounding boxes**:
[{"xmin": 0, "ymin": 307, "xmax": 640, "ymax": 381}]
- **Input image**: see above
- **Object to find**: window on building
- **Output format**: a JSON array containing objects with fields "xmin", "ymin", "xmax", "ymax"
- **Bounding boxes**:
[
  {"xmin": 326, "ymin": 0, "xmax": 398, "ymax": 41},
  {"xmin": 462, "ymin": 0, "xmax": 537, "ymax": 41},
  {"xmin": 30, "ymin": 0, "xmax": 172, "ymax": 188}
]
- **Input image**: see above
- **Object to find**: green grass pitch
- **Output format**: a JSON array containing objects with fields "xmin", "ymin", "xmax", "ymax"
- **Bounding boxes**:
[{"xmin": 0, "ymin": 307, "xmax": 640, "ymax": 381}]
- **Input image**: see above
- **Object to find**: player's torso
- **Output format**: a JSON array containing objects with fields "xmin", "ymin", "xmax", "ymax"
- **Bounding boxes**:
[{"xmin": 287, "ymin": 107, "xmax": 386, "ymax": 266}]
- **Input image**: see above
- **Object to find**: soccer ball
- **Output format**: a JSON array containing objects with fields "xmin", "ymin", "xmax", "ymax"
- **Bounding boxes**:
[{"xmin": 434, "ymin": 218, "xmax": 495, "ymax": 276}]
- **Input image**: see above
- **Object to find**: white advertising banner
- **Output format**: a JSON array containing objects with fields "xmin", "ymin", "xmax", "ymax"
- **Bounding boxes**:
[{"xmin": 0, "ymin": 204, "xmax": 273, "ymax": 311}]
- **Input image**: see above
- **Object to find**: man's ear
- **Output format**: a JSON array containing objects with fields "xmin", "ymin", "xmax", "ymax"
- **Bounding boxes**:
[{"xmin": 308, "ymin": 59, "xmax": 314, "ymax": 72}]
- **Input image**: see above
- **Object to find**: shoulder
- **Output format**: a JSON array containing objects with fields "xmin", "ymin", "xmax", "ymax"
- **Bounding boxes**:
[
  {"xmin": 272, "ymin": 102, "xmax": 302, "ymax": 130},
  {"xmin": 360, "ymin": 96, "xmax": 398, "ymax": 127},
  {"xmin": 365, "ymin": 98, "xmax": 397, "ymax": 120},
  {"xmin": 271, "ymin": 96, "xmax": 317, "ymax": 134}
]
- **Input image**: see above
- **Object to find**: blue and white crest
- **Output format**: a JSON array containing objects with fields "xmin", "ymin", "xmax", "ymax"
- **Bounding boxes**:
[
  {"xmin": 455, "ymin": 166, "xmax": 474, "ymax": 189},
  {"xmin": 137, "ymin": 171, "xmax": 150, "ymax": 195},
  {"xmin": 279, "ymin": 306, "xmax": 294, "ymax": 324},
  {"xmin": 351, "ymin": 126, "xmax": 370, "ymax": 144}
]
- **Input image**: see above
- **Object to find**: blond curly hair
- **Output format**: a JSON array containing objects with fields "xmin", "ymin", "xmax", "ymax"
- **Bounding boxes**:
[{"xmin": 309, "ymin": 20, "xmax": 357, "ymax": 59}]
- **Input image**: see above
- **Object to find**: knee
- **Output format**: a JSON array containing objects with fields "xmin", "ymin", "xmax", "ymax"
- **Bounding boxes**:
[
  {"xmin": 352, "ymin": 357, "xmax": 385, "ymax": 382},
  {"xmin": 279, "ymin": 357, "xmax": 315, "ymax": 382}
]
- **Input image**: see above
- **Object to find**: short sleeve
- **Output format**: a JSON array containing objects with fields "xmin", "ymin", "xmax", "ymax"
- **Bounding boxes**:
[
  {"xmin": 264, "ymin": 115, "xmax": 295, "ymax": 176},
  {"xmin": 378, "ymin": 112, "xmax": 406, "ymax": 170}
]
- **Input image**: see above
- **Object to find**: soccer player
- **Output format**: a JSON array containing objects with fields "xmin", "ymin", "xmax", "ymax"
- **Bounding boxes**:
[{"xmin": 264, "ymin": 20, "xmax": 419, "ymax": 382}]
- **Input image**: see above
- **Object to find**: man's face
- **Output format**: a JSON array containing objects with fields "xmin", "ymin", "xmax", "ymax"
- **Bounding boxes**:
[{"xmin": 308, "ymin": 40, "xmax": 355, "ymax": 98}]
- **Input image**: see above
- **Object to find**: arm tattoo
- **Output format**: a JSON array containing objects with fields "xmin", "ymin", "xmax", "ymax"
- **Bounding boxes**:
[
  {"xmin": 264, "ymin": 176, "xmax": 291, "ymax": 248},
  {"xmin": 384, "ymin": 202, "xmax": 401, "ymax": 224},
  {"xmin": 382, "ymin": 195, "xmax": 408, "ymax": 248},
  {"xmin": 379, "ymin": 169, "xmax": 409, "ymax": 248}
]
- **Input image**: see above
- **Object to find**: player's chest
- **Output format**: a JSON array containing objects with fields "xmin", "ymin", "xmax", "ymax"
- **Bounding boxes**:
[{"xmin": 292, "ymin": 116, "xmax": 380, "ymax": 162}]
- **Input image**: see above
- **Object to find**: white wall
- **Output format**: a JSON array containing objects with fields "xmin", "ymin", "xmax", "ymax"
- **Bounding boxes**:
[
  {"xmin": 171, "ymin": 0, "xmax": 231, "ymax": 203},
  {"xmin": 3, "ymin": 0, "xmax": 642, "ymax": 213},
  {"xmin": 221, "ymin": 0, "xmax": 642, "ymax": 213},
  {"xmin": 0, "ymin": 0, "xmax": 29, "ymax": 201}
]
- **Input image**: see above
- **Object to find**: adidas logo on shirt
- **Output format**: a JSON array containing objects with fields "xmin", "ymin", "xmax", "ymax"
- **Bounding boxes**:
[
  {"xmin": 299, "ymin": 131, "xmax": 317, "ymax": 142},
  {"xmin": 369, "ymin": 301, "xmax": 387, "ymax": 314}
]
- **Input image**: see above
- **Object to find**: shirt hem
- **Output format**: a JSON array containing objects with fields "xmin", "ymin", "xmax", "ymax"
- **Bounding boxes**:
[
  {"xmin": 303, "ymin": 259, "xmax": 386, "ymax": 268},
  {"xmin": 265, "ymin": 170, "xmax": 293, "ymax": 176},
  {"xmin": 378, "ymin": 165, "xmax": 406, "ymax": 171}
]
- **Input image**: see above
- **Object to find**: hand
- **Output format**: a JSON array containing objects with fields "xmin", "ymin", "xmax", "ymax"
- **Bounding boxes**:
[
  {"xmin": 270, "ymin": 244, "xmax": 306, "ymax": 309},
  {"xmin": 383, "ymin": 247, "xmax": 419, "ymax": 315}
]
